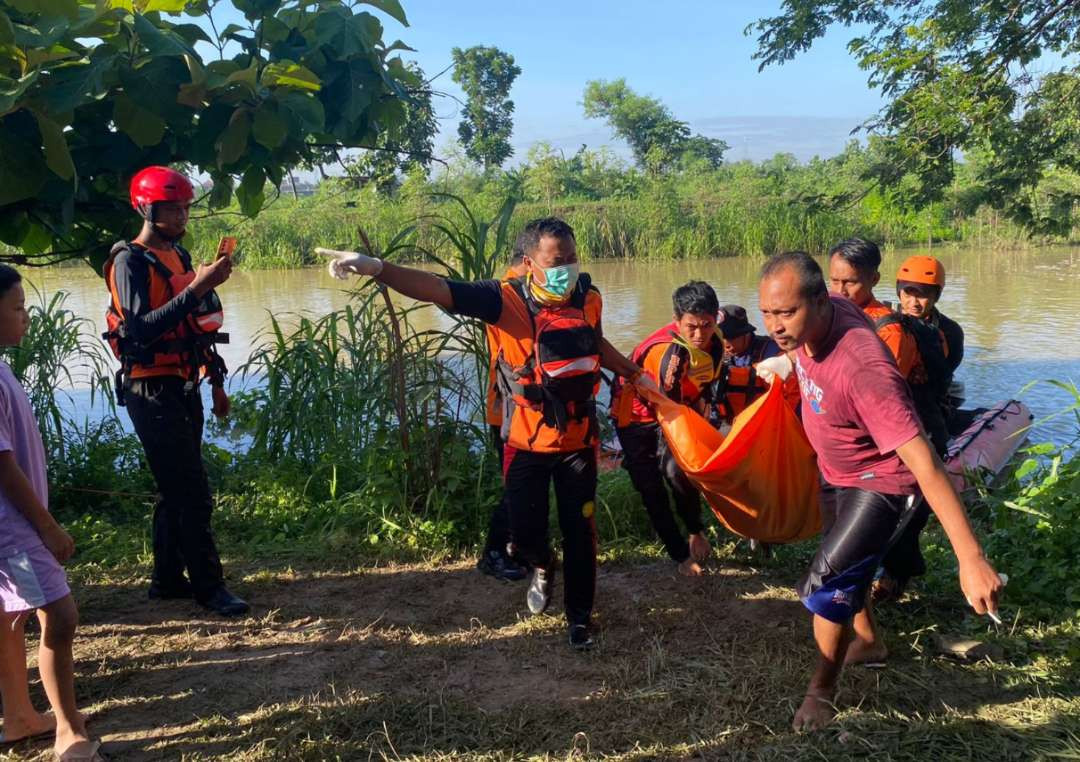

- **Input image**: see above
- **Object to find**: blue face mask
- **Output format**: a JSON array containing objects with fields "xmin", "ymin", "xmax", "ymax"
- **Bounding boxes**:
[{"xmin": 532, "ymin": 262, "xmax": 581, "ymax": 301}]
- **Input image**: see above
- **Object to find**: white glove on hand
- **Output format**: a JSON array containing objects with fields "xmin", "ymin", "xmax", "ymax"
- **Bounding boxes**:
[
  {"xmin": 631, "ymin": 372, "xmax": 662, "ymax": 398},
  {"xmin": 315, "ymin": 247, "xmax": 384, "ymax": 280},
  {"xmin": 755, "ymin": 354, "xmax": 793, "ymax": 383}
]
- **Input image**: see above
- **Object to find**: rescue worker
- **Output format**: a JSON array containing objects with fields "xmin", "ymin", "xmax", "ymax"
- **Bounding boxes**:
[
  {"xmin": 105, "ymin": 166, "xmax": 249, "ymax": 616},
  {"xmin": 713, "ymin": 303, "xmax": 787, "ymax": 426},
  {"xmin": 828, "ymin": 239, "xmax": 952, "ymax": 456},
  {"xmin": 877, "ymin": 255, "xmax": 967, "ymax": 602},
  {"xmin": 896, "ymin": 255, "xmax": 964, "ymax": 377},
  {"xmin": 476, "ymin": 239, "xmax": 530, "ymax": 581},
  {"xmin": 756, "ymin": 251, "xmax": 1002, "ymax": 731},
  {"xmin": 317, "ymin": 218, "xmax": 655, "ymax": 650},
  {"xmin": 611, "ymin": 281, "xmax": 722, "ymax": 577}
]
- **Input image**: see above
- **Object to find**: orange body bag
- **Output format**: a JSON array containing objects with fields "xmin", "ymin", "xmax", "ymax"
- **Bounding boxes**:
[{"xmin": 637, "ymin": 378, "xmax": 821, "ymax": 543}]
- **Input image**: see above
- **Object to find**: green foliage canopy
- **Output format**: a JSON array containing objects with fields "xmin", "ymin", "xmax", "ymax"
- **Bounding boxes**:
[
  {"xmin": 582, "ymin": 78, "xmax": 728, "ymax": 174},
  {"xmin": 0, "ymin": 0, "xmax": 416, "ymax": 270},
  {"xmin": 451, "ymin": 45, "xmax": 520, "ymax": 171},
  {"xmin": 749, "ymin": 1, "xmax": 1080, "ymax": 234}
]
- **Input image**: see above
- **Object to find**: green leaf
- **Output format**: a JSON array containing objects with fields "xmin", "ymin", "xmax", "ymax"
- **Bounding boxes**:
[
  {"xmin": 133, "ymin": 13, "xmax": 196, "ymax": 58},
  {"xmin": 224, "ymin": 61, "xmax": 258, "ymax": 92},
  {"xmin": 0, "ymin": 210, "xmax": 30, "ymax": 247},
  {"xmin": 0, "ymin": 125, "xmax": 47, "ymax": 206},
  {"xmin": 236, "ymin": 165, "xmax": 265, "ymax": 217},
  {"xmin": 0, "ymin": 10, "xmax": 14, "ymax": 45},
  {"xmin": 277, "ymin": 91, "xmax": 324, "ymax": 134},
  {"xmin": 0, "ymin": 71, "xmax": 40, "ymax": 117},
  {"xmin": 360, "ymin": 0, "xmax": 408, "ymax": 26},
  {"xmin": 215, "ymin": 109, "xmax": 250, "ymax": 167},
  {"xmin": 233, "ymin": 0, "xmax": 281, "ymax": 22},
  {"xmin": 257, "ymin": 15, "xmax": 289, "ymax": 43},
  {"xmin": 112, "ymin": 93, "xmax": 166, "ymax": 147},
  {"xmin": 33, "ymin": 111, "xmax": 75, "ymax": 181},
  {"xmin": 37, "ymin": 0, "xmax": 80, "ymax": 20},
  {"xmin": 37, "ymin": 49, "xmax": 116, "ymax": 113},
  {"xmin": 262, "ymin": 61, "xmax": 321, "ymax": 91},
  {"xmin": 208, "ymin": 174, "xmax": 233, "ymax": 209},
  {"xmin": 314, "ymin": 11, "xmax": 375, "ymax": 57},
  {"xmin": 252, "ymin": 106, "xmax": 287, "ymax": 149},
  {"xmin": 141, "ymin": 0, "xmax": 188, "ymax": 11}
]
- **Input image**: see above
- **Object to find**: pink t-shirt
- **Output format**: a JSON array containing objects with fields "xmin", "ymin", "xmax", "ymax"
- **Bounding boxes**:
[
  {"xmin": 0, "ymin": 362, "xmax": 50, "ymax": 557},
  {"xmin": 795, "ymin": 296, "xmax": 921, "ymax": 495}
]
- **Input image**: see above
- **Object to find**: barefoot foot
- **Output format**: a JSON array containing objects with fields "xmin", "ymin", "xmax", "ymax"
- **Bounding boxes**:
[
  {"xmin": 688, "ymin": 532, "xmax": 711, "ymax": 563},
  {"xmin": 793, "ymin": 691, "xmax": 836, "ymax": 731},
  {"xmin": 0, "ymin": 710, "xmax": 55, "ymax": 744},
  {"xmin": 677, "ymin": 558, "xmax": 704, "ymax": 577}
]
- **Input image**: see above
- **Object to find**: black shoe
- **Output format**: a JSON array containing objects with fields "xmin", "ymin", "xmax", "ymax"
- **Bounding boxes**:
[
  {"xmin": 148, "ymin": 580, "xmax": 193, "ymax": 600},
  {"xmin": 477, "ymin": 549, "xmax": 528, "ymax": 582},
  {"xmin": 197, "ymin": 587, "xmax": 250, "ymax": 617},
  {"xmin": 526, "ymin": 565, "xmax": 555, "ymax": 615},
  {"xmin": 568, "ymin": 624, "xmax": 594, "ymax": 651}
]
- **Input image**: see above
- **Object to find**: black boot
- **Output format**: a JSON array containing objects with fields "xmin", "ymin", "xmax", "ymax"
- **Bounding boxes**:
[
  {"xmin": 197, "ymin": 587, "xmax": 250, "ymax": 617},
  {"xmin": 477, "ymin": 549, "xmax": 528, "ymax": 582}
]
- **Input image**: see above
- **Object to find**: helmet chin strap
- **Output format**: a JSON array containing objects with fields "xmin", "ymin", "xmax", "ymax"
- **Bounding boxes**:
[{"xmin": 140, "ymin": 203, "xmax": 184, "ymax": 244}]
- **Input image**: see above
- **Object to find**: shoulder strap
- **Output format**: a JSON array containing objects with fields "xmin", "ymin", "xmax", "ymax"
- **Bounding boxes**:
[{"xmin": 874, "ymin": 312, "xmax": 903, "ymax": 331}]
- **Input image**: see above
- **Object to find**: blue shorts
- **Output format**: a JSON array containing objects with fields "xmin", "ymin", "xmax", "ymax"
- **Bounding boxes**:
[{"xmin": 798, "ymin": 485, "xmax": 918, "ymax": 623}]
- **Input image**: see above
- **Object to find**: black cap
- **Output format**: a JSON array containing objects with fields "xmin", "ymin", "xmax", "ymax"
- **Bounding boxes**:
[{"xmin": 719, "ymin": 304, "xmax": 756, "ymax": 339}]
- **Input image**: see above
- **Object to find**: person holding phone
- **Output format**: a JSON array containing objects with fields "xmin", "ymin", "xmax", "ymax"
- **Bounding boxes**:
[{"xmin": 103, "ymin": 166, "xmax": 249, "ymax": 617}]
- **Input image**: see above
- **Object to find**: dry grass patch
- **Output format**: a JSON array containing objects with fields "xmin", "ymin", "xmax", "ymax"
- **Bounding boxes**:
[{"xmin": 1, "ymin": 557, "xmax": 1077, "ymax": 761}]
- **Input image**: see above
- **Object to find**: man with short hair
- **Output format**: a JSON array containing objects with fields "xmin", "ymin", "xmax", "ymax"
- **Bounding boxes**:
[
  {"xmin": 828, "ymin": 238, "xmax": 951, "ymax": 456},
  {"xmin": 756, "ymin": 251, "xmax": 1002, "ymax": 731},
  {"xmin": 612, "ymin": 281, "xmax": 722, "ymax": 576},
  {"xmin": 713, "ymin": 303, "xmax": 790, "ymax": 426},
  {"xmin": 319, "ymin": 218, "xmax": 653, "ymax": 650}
]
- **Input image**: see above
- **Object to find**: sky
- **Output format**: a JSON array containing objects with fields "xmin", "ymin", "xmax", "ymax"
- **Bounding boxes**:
[{"xmin": 211, "ymin": 0, "xmax": 886, "ymax": 164}]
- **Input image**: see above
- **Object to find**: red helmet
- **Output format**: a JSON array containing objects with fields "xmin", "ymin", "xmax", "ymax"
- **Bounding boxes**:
[{"xmin": 129, "ymin": 166, "xmax": 194, "ymax": 216}]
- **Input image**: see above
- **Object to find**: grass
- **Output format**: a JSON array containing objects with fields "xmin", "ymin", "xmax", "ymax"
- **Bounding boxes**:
[{"xmin": 2, "ymin": 540, "xmax": 1077, "ymax": 761}]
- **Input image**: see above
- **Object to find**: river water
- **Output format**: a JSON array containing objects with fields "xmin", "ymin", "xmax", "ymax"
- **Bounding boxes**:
[{"xmin": 24, "ymin": 247, "xmax": 1080, "ymax": 446}]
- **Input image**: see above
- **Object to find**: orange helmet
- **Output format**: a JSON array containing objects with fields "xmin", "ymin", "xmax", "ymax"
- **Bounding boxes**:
[{"xmin": 896, "ymin": 255, "xmax": 945, "ymax": 289}]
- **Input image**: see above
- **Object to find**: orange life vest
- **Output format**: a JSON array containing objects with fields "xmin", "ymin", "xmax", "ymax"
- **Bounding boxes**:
[
  {"xmin": 485, "ymin": 268, "xmax": 522, "ymax": 428},
  {"xmin": 494, "ymin": 275, "xmax": 603, "ymax": 452},
  {"xmin": 713, "ymin": 336, "xmax": 777, "ymax": 423},
  {"xmin": 103, "ymin": 241, "xmax": 227, "ymax": 392},
  {"xmin": 611, "ymin": 323, "xmax": 723, "ymax": 427}
]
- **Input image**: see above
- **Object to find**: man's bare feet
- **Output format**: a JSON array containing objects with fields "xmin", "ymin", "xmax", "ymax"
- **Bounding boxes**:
[
  {"xmin": 844, "ymin": 636, "xmax": 888, "ymax": 665},
  {"xmin": 688, "ymin": 532, "xmax": 711, "ymax": 562},
  {"xmin": 793, "ymin": 691, "xmax": 836, "ymax": 731},
  {"xmin": 0, "ymin": 710, "xmax": 55, "ymax": 743},
  {"xmin": 677, "ymin": 558, "xmax": 704, "ymax": 576}
]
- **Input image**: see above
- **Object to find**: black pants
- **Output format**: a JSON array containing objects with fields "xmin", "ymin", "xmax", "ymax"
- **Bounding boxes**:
[
  {"xmin": 484, "ymin": 425, "xmax": 512, "ymax": 554},
  {"xmin": 125, "ymin": 376, "xmax": 224, "ymax": 598},
  {"xmin": 503, "ymin": 446, "xmax": 597, "ymax": 626},
  {"xmin": 616, "ymin": 422, "xmax": 704, "ymax": 563},
  {"xmin": 881, "ymin": 500, "xmax": 930, "ymax": 585}
]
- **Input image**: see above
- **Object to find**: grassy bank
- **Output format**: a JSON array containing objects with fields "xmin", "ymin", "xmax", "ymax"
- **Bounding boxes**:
[{"xmin": 184, "ymin": 149, "xmax": 1077, "ymax": 270}]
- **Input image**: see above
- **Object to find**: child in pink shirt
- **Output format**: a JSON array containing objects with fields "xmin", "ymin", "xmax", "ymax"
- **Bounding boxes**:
[{"xmin": 0, "ymin": 265, "xmax": 101, "ymax": 761}]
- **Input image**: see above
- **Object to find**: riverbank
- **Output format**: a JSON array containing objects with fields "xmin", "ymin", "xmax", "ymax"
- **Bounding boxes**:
[
  {"xmin": 4, "ymin": 542, "xmax": 1077, "ymax": 761},
  {"xmin": 185, "ymin": 166, "xmax": 1076, "ymax": 270}
]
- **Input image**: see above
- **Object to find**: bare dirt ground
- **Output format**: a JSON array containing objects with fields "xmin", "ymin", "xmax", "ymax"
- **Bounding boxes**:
[{"xmin": 2, "ymin": 557, "xmax": 1077, "ymax": 761}]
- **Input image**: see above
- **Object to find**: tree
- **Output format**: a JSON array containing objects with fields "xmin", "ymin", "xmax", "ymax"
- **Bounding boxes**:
[
  {"xmin": 0, "ymin": 0, "xmax": 416, "ymax": 269},
  {"xmin": 582, "ymin": 79, "xmax": 728, "ymax": 173},
  {"xmin": 346, "ymin": 61, "xmax": 438, "ymax": 195},
  {"xmin": 748, "ymin": 1, "xmax": 1080, "ymax": 234},
  {"xmin": 451, "ymin": 45, "xmax": 520, "ymax": 171}
]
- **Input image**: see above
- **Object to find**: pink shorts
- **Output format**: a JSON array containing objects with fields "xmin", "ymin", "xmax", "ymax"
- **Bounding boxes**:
[{"xmin": 0, "ymin": 543, "xmax": 70, "ymax": 613}]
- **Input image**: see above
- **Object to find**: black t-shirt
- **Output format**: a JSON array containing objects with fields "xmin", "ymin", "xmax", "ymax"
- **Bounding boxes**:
[
  {"xmin": 935, "ymin": 310, "xmax": 965, "ymax": 374},
  {"xmin": 446, "ymin": 279, "xmax": 504, "ymax": 324}
]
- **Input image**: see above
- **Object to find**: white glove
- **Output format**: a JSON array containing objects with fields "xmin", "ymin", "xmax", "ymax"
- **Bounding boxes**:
[
  {"xmin": 315, "ymin": 247, "xmax": 383, "ymax": 279},
  {"xmin": 631, "ymin": 372, "xmax": 662, "ymax": 398},
  {"xmin": 755, "ymin": 354, "xmax": 793, "ymax": 383}
]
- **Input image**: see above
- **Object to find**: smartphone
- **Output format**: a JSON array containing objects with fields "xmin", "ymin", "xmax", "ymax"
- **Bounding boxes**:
[{"xmin": 216, "ymin": 236, "xmax": 237, "ymax": 259}]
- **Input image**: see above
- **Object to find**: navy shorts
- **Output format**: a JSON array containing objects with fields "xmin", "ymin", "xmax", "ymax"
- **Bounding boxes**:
[{"xmin": 798, "ymin": 485, "xmax": 920, "ymax": 623}]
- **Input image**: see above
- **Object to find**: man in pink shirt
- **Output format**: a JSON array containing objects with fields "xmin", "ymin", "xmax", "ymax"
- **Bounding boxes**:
[{"xmin": 755, "ymin": 251, "xmax": 1003, "ymax": 731}]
